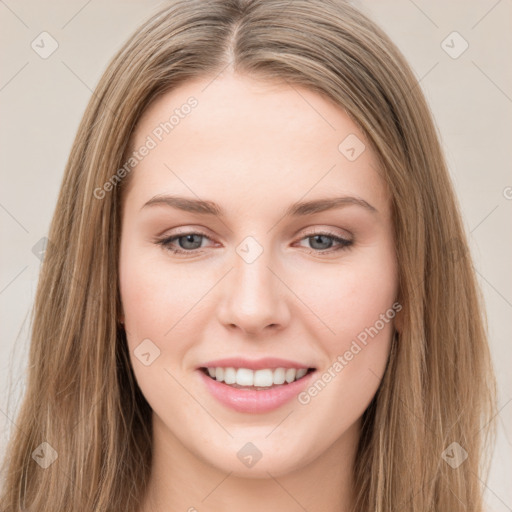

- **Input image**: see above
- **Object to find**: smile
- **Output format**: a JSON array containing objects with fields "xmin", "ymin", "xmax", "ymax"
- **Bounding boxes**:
[
  {"xmin": 201, "ymin": 366, "xmax": 314, "ymax": 389},
  {"xmin": 197, "ymin": 366, "xmax": 317, "ymax": 414}
]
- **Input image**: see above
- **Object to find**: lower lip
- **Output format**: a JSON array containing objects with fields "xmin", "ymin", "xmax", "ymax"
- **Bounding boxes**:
[{"xmin": 197, "ymin": 369, "xmax": 316, "ymax": 413}]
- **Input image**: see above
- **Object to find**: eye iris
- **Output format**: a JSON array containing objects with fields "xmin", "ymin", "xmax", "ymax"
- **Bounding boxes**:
[
  {"xmin": 309, "ymin": 234, "xmax": 333, "ymax": 250},
  {"xmin": 179, "ymin": 234, "xmax": 202, "ymax": 250}
]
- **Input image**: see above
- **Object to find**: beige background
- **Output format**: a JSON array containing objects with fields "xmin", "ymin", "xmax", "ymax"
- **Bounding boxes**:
[{"xmin": 1, "ymin": 0, "xmax": 511, "ymax": 508}]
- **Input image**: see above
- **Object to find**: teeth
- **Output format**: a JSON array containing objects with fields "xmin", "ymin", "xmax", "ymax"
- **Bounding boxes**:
[
  {"xmin": 253, "ymin": 369, "xmax": 273, "ymax": 387},
  {"xmin": 296, "ymin": 368, "xmax": 308, "ymax": 379},
  {"xmin": 236, "ymin": 368, "xmax": 254, "ymax": 386},
  {"xmin": 285, "ymin": 368, "xmax": 296, "ymax": 383},
  {"xmin": 205, "ymin": 366, "xmax": 311, "ymax": 387},
  {"xmin": 224, "ymin": 367, "xmax": 237, "ymax": 384},
  {"xmin": 273, "ymin": 367, "xmax": 286, "ymax": 385}
]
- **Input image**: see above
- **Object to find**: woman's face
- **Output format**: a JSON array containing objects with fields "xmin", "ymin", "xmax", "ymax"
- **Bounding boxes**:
[{"xmin": 119, "ymin": 71, "xmax": 399, "ymax": 477}]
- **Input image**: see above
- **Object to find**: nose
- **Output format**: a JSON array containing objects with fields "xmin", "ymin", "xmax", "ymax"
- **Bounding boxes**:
[{"xmin": 216, "ymin": 248, "xmax": 291, "ymax": 336}]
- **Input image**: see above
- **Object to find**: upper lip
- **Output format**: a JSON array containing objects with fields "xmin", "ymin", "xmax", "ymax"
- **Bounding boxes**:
[{"xmin": 198, "ymin": 357, "xmax": 315, "ymax": 371}]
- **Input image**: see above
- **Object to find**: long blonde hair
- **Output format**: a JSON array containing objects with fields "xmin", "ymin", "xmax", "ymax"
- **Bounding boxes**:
[{"xmin": 0, "ymin": 1, "xmax": 496, "ymax": 510}]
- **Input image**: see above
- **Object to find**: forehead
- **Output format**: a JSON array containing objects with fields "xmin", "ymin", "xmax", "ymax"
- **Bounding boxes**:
[{"xmin": 124, "ymin": 71, "xmax": 389, "ymax": 217}]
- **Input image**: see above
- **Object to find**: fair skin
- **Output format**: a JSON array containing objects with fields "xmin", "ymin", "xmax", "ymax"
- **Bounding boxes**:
[{"xmin": 119, "ymin": 71, "xmax": 399, "ymax": 512}]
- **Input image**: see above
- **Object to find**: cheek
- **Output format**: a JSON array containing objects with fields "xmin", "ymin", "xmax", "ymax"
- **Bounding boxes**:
[
  {"xmin": 119, "ymin": 265, "xmax": 165, "ymax": 338},
  {"xmin": 299, "ymin": 251, "xmax": 397, "ymax": 345},
  {"xmin": 119, "ymin": 241, "xmax": 199, "ymax": 339},
  {"xmin": 118, "ymin": 245, "xmax": 198, "ymax": 406},
  {"xmin": 293, "ymin": 244, "xmax": 397, "ymax": 410},
  {"xmin": 294, "ymin": 264, "xmax": 396, "ymax": 422}
]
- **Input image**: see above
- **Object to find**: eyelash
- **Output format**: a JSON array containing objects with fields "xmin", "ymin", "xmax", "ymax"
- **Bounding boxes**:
[{"xmin": 155, "ymin": 229, "xmax": 353, "ymax": 257}]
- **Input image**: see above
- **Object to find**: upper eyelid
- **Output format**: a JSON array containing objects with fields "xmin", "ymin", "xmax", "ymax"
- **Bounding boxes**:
[{"xmin": 159, "ymin": 227, "xmax": 352, "ymax": 242}]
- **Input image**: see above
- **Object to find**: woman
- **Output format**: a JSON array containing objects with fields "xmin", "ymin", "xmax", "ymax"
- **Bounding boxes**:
[{"xmin": 0, "ymin": 1, "xmax": 496, "ymax": 510}]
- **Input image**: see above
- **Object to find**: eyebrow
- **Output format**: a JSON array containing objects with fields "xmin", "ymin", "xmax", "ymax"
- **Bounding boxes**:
[{"xmin": 141, "ymin": 194, "xmax": 378, "ymax": 216}]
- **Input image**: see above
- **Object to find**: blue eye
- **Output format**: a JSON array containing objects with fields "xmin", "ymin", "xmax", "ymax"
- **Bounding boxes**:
[
  {"xmin": 299, "ymin": 232, "xmax": 353, "ymax": 253},
  {"xmin": 167, "ymin": 233, "xmax": 205, "ymax": 251},
  {"xmin": 156, "ymin": 230, "xmax": 353, "ymax": 256}
]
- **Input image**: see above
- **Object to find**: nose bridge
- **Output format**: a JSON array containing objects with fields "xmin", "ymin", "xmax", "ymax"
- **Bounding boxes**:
[{"xmin": 217, "ymin": 236, "xmax": 289, "ymax": 334}]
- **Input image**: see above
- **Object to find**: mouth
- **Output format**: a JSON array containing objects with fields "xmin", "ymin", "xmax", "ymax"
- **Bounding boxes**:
[{"xmin": 199, "ymin": 366, "xmax": 316, "ymax": 390}]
